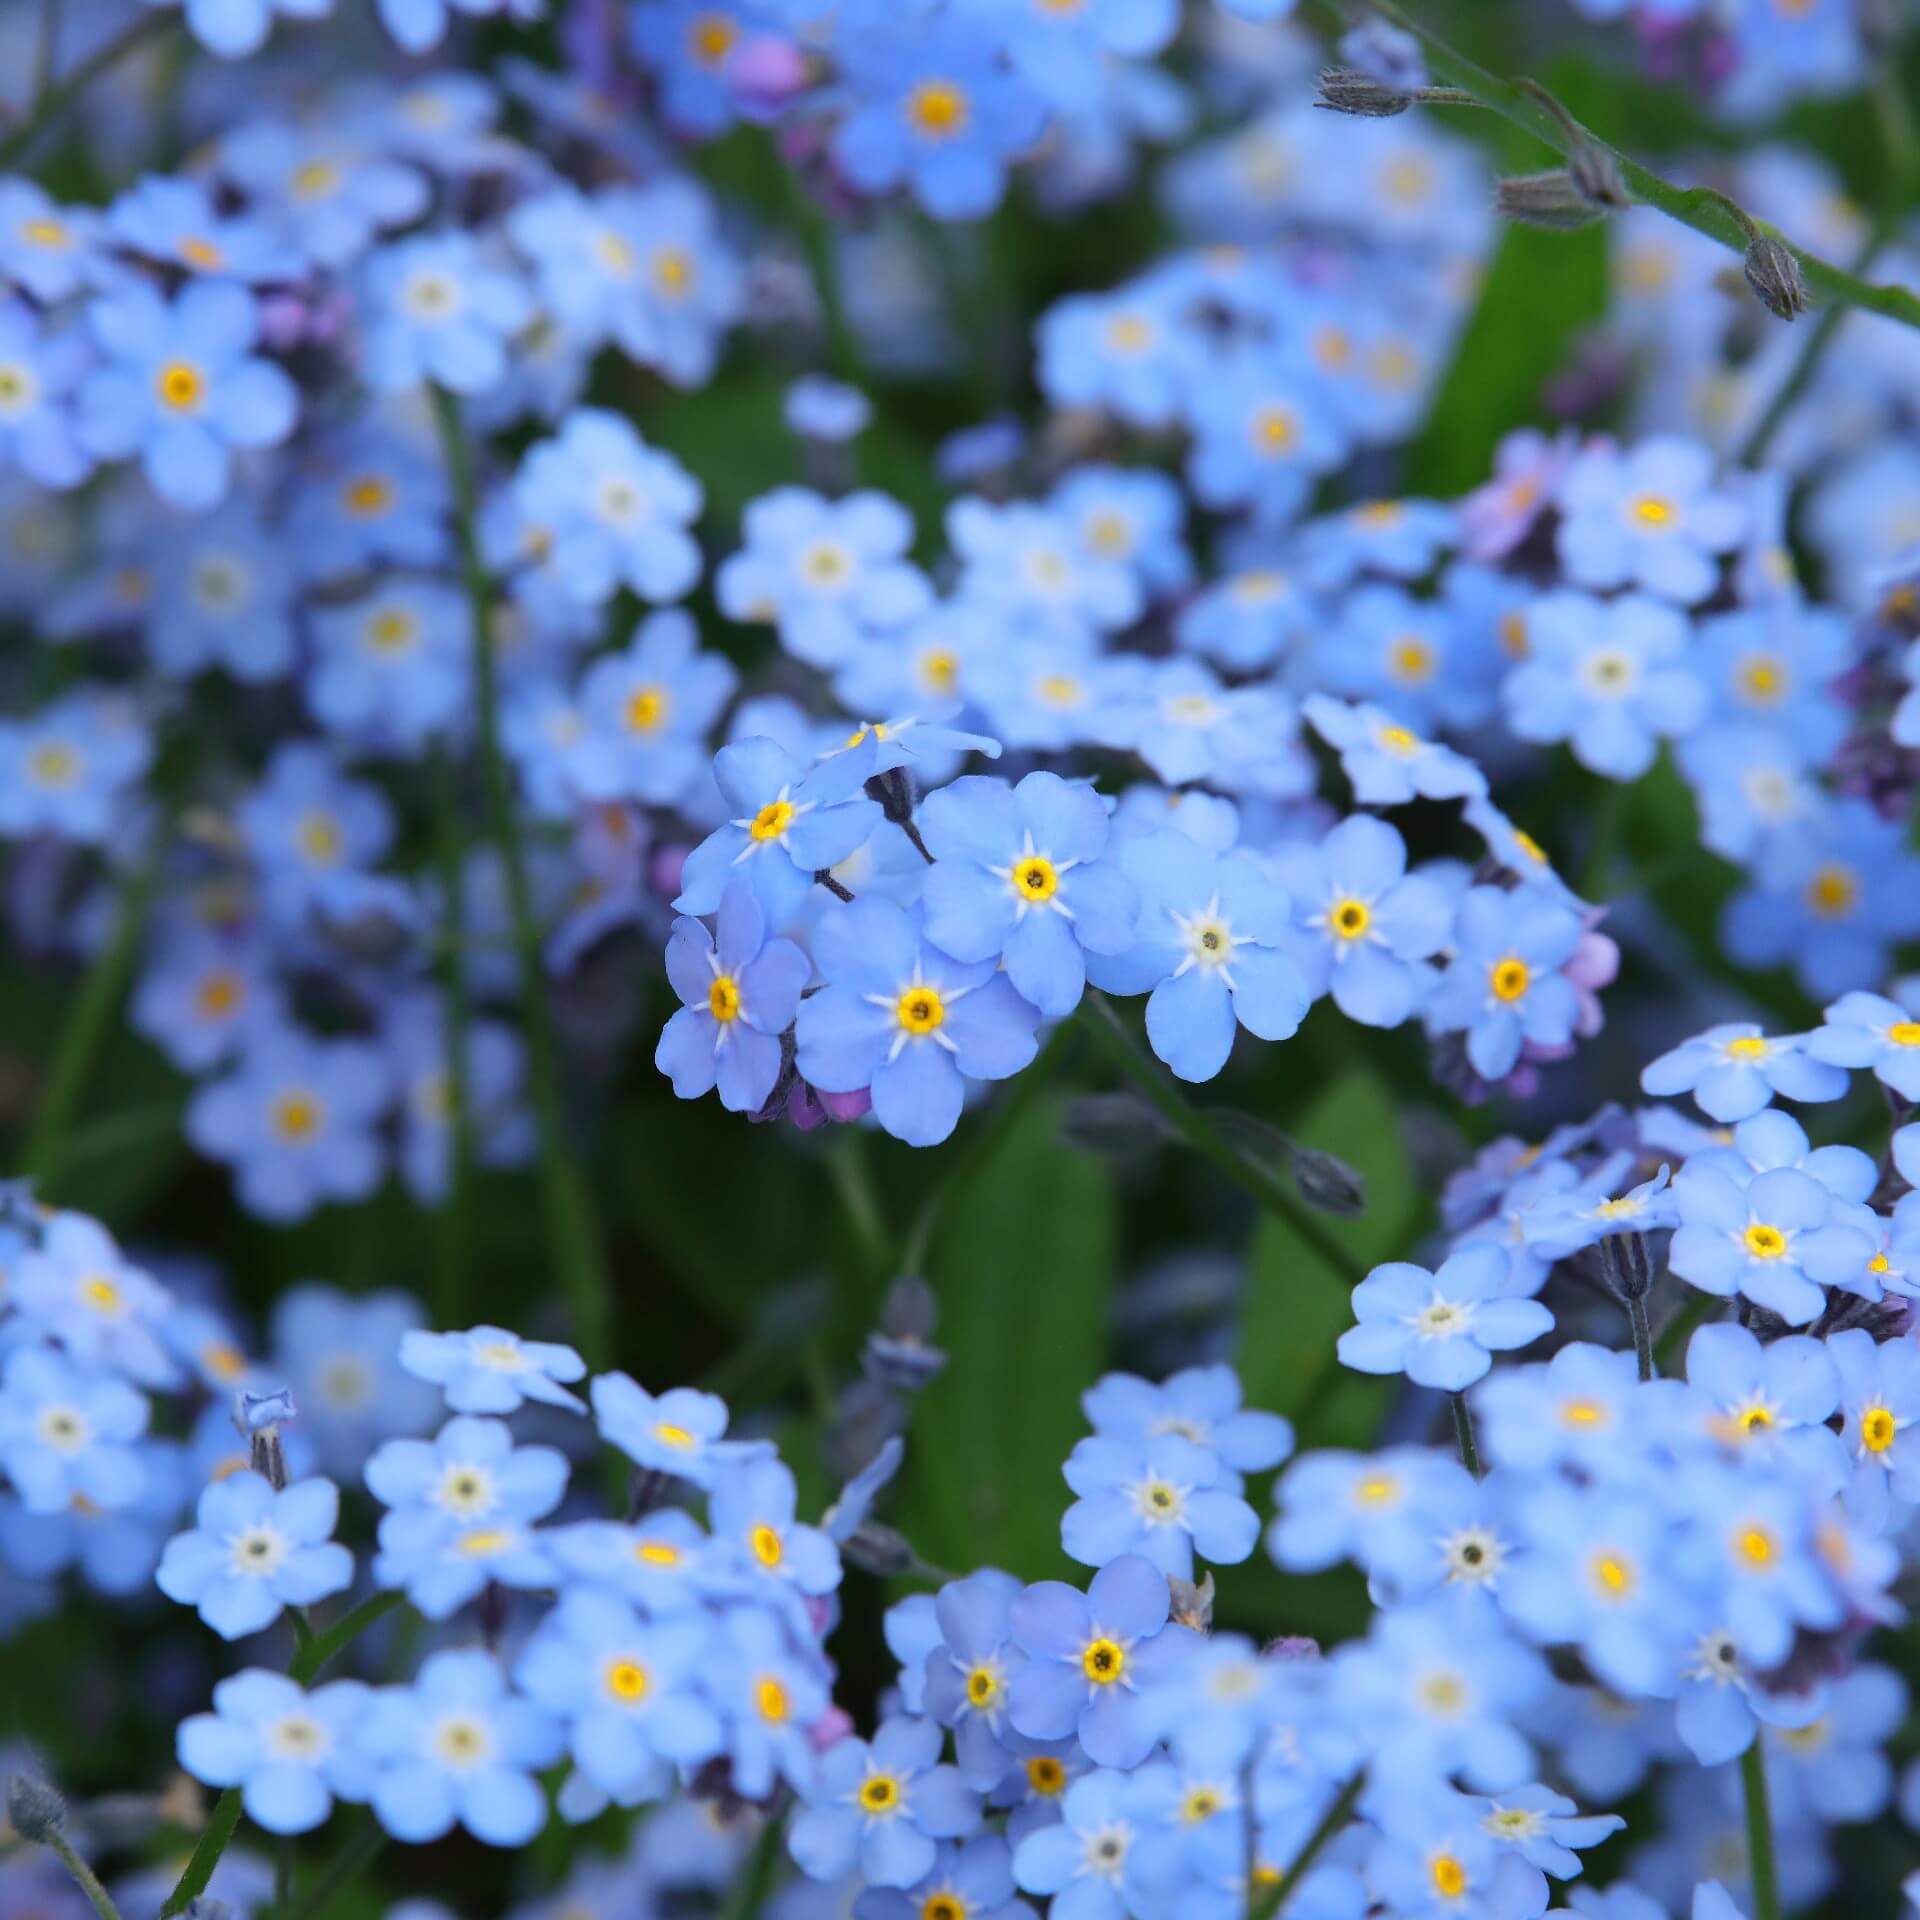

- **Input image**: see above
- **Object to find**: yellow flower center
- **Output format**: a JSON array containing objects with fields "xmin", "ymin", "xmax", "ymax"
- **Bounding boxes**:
[
  {"xmin": 896, "ymin": 986, "xmax": 946, "ymax": 1036},
  {"xmin": 456, "ymin": 1527, "xmax": 512, "ymax": 1556},
  {"xmin": 625, "ymin": 686, "xmax": 669, "ymax": 733},
  {"xmin": 923, "ymin": 1897, "xmax": 964, "ymax": 1920},
  {"xmin": 906, "ymin": 80, "xmax": 970, "ymax": 138},
  {"xmin": 859, "ymin": 1773, "xmax": 902, "ymax": 1813},
  {"xmin": 1591, "ymin": 1552, "xmax": 1634, "ymax": 1597},
  {"xmin": 653, "ymin": 248, "xmax": 694, "ymax": 297},
  {"xmin": 1353, "ymin": 1473, "xmax": 1400, "ymax": 1505},
  {"xmin": 367, "ymin": 609, "xmax": 418, "ymax": 653},
  {"xmin": 81, "ymin": 1275, "xmax": 121, "ymax": 1313},
  {"xmin": 756, "ymin": 1676, "xmax": 790, "ymax": 1721},
  {"xmin": 751, "ymin": 1523, "xmax": 784, "ymax": 1568},
  {"xmin": 1724, "ymin": 1035, "xmax": 1769, "ymax": 1059},
  {"xmin": 1389, "ymin": 636, "xmax": 1434, "ymax": 683},
  {"xmin": 1862, "ymin": 1407, "xmax": 1897, "ymax": 1454},
  {"xmin": 1890, "ymin": 1023, "xmax": 1920, "ymax": 1047},
  {"xmin": 1498, "ymin": 611, "xmax": 1529, "ymax": 659},
  {"xmin": 1744, "ymin": 1223, "xmax": 1787, "ymax": 1260},
  {"xmin": 1806, "ymin": 864, "xmax": 1858, "ymax": 919},
  {"xmin": 1014, "ymin": 857, "xmax": 1058, "ymax": 903},
  {"xmin": 1560, "ymin": 1398, "xmax": 1607, "ymax": 1428},
  {"xmin": 1430, "ymin": 1854, "xmax": 1468, "ymax": 1899},
  {"xmin": 1739, "ymin": 654, "xmax": 1785, "ymax": 703},
  {"xmin": 22, "ymin": 217, "xmax": 69, "ymax": 249},
  {"xmin": 293, "ymin": 161, "xmax": 341, "ymax": 199},
  {"xmin": 688, "ymin": 12, "xmax": 736, "ymax": 62},
  {"xmin": 269, "ymin": 1090, "xmax": 323, "ymax": 1143},
  {"xmin": 1490, "ymin": 958, "xmax": 1530, "ymax": 1002},
  {"xmin": 1082, "ymin": 1638, "xmax": 1126, "ymax": 1685},
  {"xmin": 343, "ymin": 474, "xmax": 393, "ymax": 517},
  {"xmin": 1330, "ymin": 898, "xmax": 1370, "ymax": 941},
  {"xmin": 1630, "ymin": 494, "xmax": 1675, "ymax": 528},
  {"xmin": 178, "ymin": 235, "xmax": 224, "ymax": 271},
  {"xmin": 1027, "ymin": 1755, "xmax": 1066, "ymax": 1795},
  {"xmin": 1736, "ymin": 1526, "xmax": 1778, "ymax": 1569},
  {"xmin": 708, "ymin": 975, "xmax": 741, "ymax": 1023},
  {"xmin": 605, "ymin": 1658, "xmax": 650, "ymax": 1701},
  {"xmin": 156, "ymin": 361, "xmax": 206, "ymax": 411},
  {"xmin": 966, "ymin": 1665, "xmax": 1000, "ymax": 1707},
  {"xmin": 1250, "ymin": 406, "xmax": 1297, "ymax": 454},
  {"xmin": 749, "ymin": 800, "xmax": 794, "ymax": 842},
  {"xmin": 635, "ymin": 1540, "xmax": 681, "ymax": 1566},
  {"xmin": 29, "ymin": 742, "xmax": 77, "ymax": 788}
]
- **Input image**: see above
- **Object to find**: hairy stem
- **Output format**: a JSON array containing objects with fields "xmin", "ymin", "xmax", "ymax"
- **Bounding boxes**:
[
  {"xmin": 1740, "ymin": 1738, "xmax": 1781, "ymax": 1920},
  {"xmin": 1450, "ymin": 1389, "xmax": 1482, "ymax": 1475}
]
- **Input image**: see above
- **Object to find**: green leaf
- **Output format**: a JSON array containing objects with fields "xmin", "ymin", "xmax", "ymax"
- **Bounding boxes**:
[
  {"xmin": 899, "ymin": 1095, "xmax": 1116, "ymax": 1580},
  {"xmin": 1237, "ymin": 1068, "xmax": 1418, "ymax": 1437},
  {"xmin": 1404, "ymin": 219, "xmax": 1608, "ymax": 499}
]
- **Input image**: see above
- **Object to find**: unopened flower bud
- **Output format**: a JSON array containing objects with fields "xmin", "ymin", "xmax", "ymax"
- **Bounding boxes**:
[
  {"xmin": 841, "ymin": 1520, "xmax": 916, "ymax": 1578},
  {"xmin": 1167, "ymin": 1571, "xmax": 1215, "ymax": 1631},
  {"xmin": 1566, "ymin": 140, "xmax": 1629, "ymax": 210},
  {"xmin": 1600, "ymin": 1230, "xmax": 1656, "ymax": 1303},
  {"xmin": 1497, "ymin": 171, "xmax": 1606, "ymax": 232},
  {"xmin": 1743, "ymin": 235, "xmax": 1810, "ymax": 321},
  {"xmin": 1314, "ymin": 68, "xmax": 1412, "ymax": 117},
  {"xmin": 6, "ymin": 1773, "xmax": 66, "ymax": 1843},
  {"xmin": 863, "ymin": 767, "xmax": 916, "ymax": 827}
]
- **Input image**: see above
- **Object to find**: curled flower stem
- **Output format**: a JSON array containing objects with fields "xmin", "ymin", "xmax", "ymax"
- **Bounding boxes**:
[
  {"xmin": 1449, "ymin": 1390, "xmax": 1482, "ymax": 1476},
  {"xmin": 1078, "ymin": 994, "xmax": 1367, "ymax": 1289},
  {"xmin": 1741, "ymin": 1739, "xmax": 1782, "ymax": 1920},
  {"xmin": 430, "ymin": 384, "xmax": 613, "ymax": 1366},
  {"xmin": 1245, "ymin": 1769, "xmax": 1365, "ymax": 1920},
  {"xmin": 1332, "ymin": 0, "xmax": 1920, "ymax": 334}
]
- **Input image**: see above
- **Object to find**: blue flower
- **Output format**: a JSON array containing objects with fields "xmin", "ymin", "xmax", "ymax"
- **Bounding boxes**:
[
  {"xmin": 235, "ymin": 742, "xmax": 395, "ymax": 925},
  {"xmin": 948, "ymin": 497, "xmax": 1140, "ymax": 634},
  {"xmin": 1473, "ymin": 1344, "xmax": 1641, "ymax": 1482},
  {"xmin": 106, "ymin": 175, "xmax": 297, "ymax": 283},
  {"xmin": 659, "ymin": 881, "xmax": 811, "ymax": 1113},
  {"xmin": 12, "ymin": 1209, "xmax": 177, "ymax": 1385},
  {"xmin": 284, "ymin": 425, "xmax": 451, "ymax": 583},
  {"xmin": 356, "ymin": 1650, "xmax": 563, "ymax": 1846},
  {"xmin": 0, "ymin": 1347, "xmax": 148, "ymax": 1515},
  {"xmin": 571, "ymin": 609, "xmax": 738, "ymax": 806},
  {"xmin": 1670, "ymin": 1116, "xmax": 1874, "ymax": 1325},
  {"xmin": 832, "ymin": 29, "xmax": 1048, "ymax": 221},
  {"xmin": 919, "ymin": 772, "xmax": 1138, "ymax": 1018},
  {"xmin": 675, "ymin": 735, "xmax": 883, "ymax": 927},
  {"xmin": 1641, "ymin": 1023, "xmax": 1848, "ymax": 1121},
  {"xmin": 76, "ymin": 281, "xmax": 296, "ymax": 510},
  {"xmin": 1007, "ymin": 1554, "xmax": 1186, "ymax": 1768},
  {"xmin": 1270, "ymin": 813, "xmax": 1452, "ymax": 1027},
  {"xmin": 0, "ymin": 300, "xmax": 90, "ymax": 489},
  {"xmin": 1087, "ymin": 836, "xmax": 1309, "ymax": 1083},
  {"xmin": 170, "ymin": 0, "xmax": 325, "ymax": 56},
  {"xmin": 1332, "ymin": 1592, "xmax": 1544, "ymax": 1791},
  {"xmin": 373, "ymin": 1498, "xmax": 559, "ymax": 1622},
  {"xmin": 1556, "ymin": 435, "xmax": 1746, "ymax": 606},
  {"xmin": 546, "ymin": 1509, "xmax": 708, "ymax": 1609},
  {"xmin": 358, "ymin": 234, "xmax": 533, "ymax": 395},
  {"xmin": 1501, "ymin": 591, "xmax": 1708, "ymax": 780},
  {"xmin": 516, "ymin": 1589, "xmax": 723, "ymax": 1802},
  {"xmin": 1426, "ymin": 885, "xmax": 1586, "ymax": 1082},
  {"xmin": 177, "ymin": 1671, "xmax": 374, "ymax": 1835},
  {"xmin": 186, "ymin": 1029, "xmax": 391, "ymax": 1224},
  {"xmin": 1186, "ymin": 353, "xmax": 1344, "ymax": 525},
  {"xmin": 1338, "ymin": 1246, "xmax": 1551, "ymax": 1392},
  {"xmin": 794, "ymin": 899, "xmax": 1040, "ymax": 1147},
  {"xmin": 1806, "ymin": 990, "xmax": 1920, "ymax": 1099},
  {"xmin": 1060, "ymin": 1431, "xmax": 1260, "ymax": 1579},
  {"xmin": 1318, "ymin": 583, "xmax": 1499, "ymax": 734},
  {"xmin": 0, "ymin": 687, "xmax": 152, "ymax": 844},
  {"xmin": 1010, "ymin": 1765, "xmax": 1162, "ymax": 1920},
  {"xmin": 365, "ymin": 1414, "xmax": 569, "ymax": 1535},
  {"xmin": 710, "ymin": 1602, "xmax": 832, "ymax": 1799},
  {"xmin": 511, "ymin": 408, "xmax": 703, "ymax": 606},
  {"xmin": 1036, "ymin": 285, "xmax": 1200, "ymax": 430},
  {"xmin": 145, "ymin": 503, "xmax": 297, "ymax": 682},
  {"xmin": 921, "ymin": 1569, "xmax": 1028, "ymax": 1791},
  {"xmin": 1080, "ymin": 1364, "xmax": 1291, "ymax": 1481},
  {"xmin": 307, "ymin": 580, "xmax": 467, "ymax": 750},
  {"xmin": 1176, "ymin": 564, "xmax": 1315, "ymax": 672},
  {"xmin": 156, "ymin": 1470, "xmax": 353, "ymax": 1641},
  {"xmin": 216, "ymin": 123, "xmax": 430, "ymax": 270},
  {"xmin": 709, "ymin": 1456, "xmax": 842, "ymax": 1596},
  {"xmin": 717, "ymin": 488, "xmax": 930, "ymax": 668},
  {"xmin": 399, "ymin": 1326, "xmax": 587, "ymax": 1415},
  {"xmin": 592, "ymin": 1375, "xmax": 762, "ymax": 1488},
  {"xmin": 1827, "ymin": 1328, "xmax": 1920, "ymax": 1532},
  {"xmin": 858, "ymin": 1836, "xmax": 1026, "ymax": 1920},
  {"xmin": 0, "ymin": 181, "xmax": 104, "ymax": 302},
  {"xmin": 788, "ymin": 1715, "xmax": 981, "ymax": 1888},
  {"xmin": 269, "ymin": 1286, "xmax": 436, "ymax": 1480},
  {"xmin": 786, "ymin": 375, "xmax": 871, "ymax": 442}
]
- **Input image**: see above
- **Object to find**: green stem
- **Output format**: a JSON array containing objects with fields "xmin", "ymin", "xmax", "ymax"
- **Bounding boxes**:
[
  {"xmin": 1077, "ymin": 994, "xmax": 1367, "ymax": 1288},
  {"xmin": 285, "ymin": 1822, "xmax": 385, "ymax": 1920},
  {"xmin": 899, "ymin": 1017, "xmax": 1074, "ymax": 1275},
  {"xmin": 1627, "ymin": 1293, "xmax": 1654, "ymax": 1383},
  {"xmin": 824, "ymin": 1132, "xmax": 890, "ymax": 1281},
  {"xmin": 31, "ymin": 0, "xmax": 61, "ymax": 111},
  {"xmin": 1246, "ymin": 1771, "xmax": 1365, "ymax": 1920},
  {"xmin": 782, "ymin": 172, "xmax": 862, "ymax": 387},
  {"xmin": 1654, "ymin": 1286, "xmax": 1716, "ymax": 1374},
  {"xmin": 1327, "ymin": 0, "xmax": 1920, "ymax": 334},
  {"xmin": 160, "ymin": 1792, "xmax": 242, "ymax": 1919},
  {"xmin": 274, "ymin": 1839, "xmax": 292, "ymax": 1920},
  {"xmin": 162, "ymin": 1593, "xmax": 408, "ymax": 1918},
  {"xmin": 429, "ymin": 385, "xmax": 612, "ymax": 1365},
  {"xmin": 43, "ymin": 1830, "xmax": 123, "ymax": 1920},
  {"xmin": 1449, "ymin": 1390, "xmax": 1481, "ymax": 1476},
  {"xmin": 1740, "ymin": 1739, "xmax": 1781, "ymax": 1920},
  {"xmin": 0, "ymin": 11, "xmax": 172, "ymax": 168},
  {"xmin": 429, "ymin": 745, "xmax": 475, "ymax": 1326},
  {"xmin": 23, "ymin": 840, "xmax": 162, "ymax": 1189},
  {"xmin": 719, "ymin": 1811, "xmax": 787, "ymax": 1920}
]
